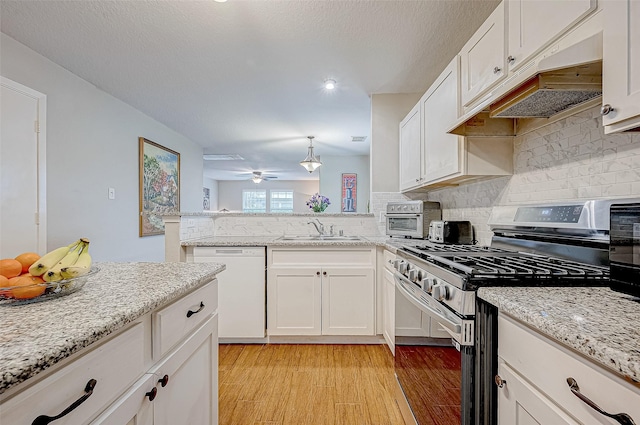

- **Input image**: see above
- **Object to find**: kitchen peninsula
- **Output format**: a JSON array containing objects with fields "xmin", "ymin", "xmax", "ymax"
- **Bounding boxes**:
[{"xmin": 0, "ymin": 262, "xmax": 224, "ymax": 425}]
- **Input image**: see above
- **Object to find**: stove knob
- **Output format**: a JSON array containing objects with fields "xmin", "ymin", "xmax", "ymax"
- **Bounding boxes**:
[
  {"xmin": 423, "ymin": 278, "xmax": 435, "ymax": 293},
  {"xmin": 432, "ymin": 284, "xmax": 451, "ymax": 301},
  {"xmin": 416, "ymin": 270, "xmax": 423, "ymax": 282},
  {"xmin": 392, "ymin": 259, "xmax": 401, "ymax": 270},
  {"xmin": 399, "ymin": 262, "xmax": 408, "ymax": 274},
  {"xmin": 408, "ymin": 269, "xmax": 417, "ymax": 282}
]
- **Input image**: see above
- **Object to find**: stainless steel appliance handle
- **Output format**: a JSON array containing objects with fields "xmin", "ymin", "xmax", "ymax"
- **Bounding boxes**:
[{"xmin": 394, "ymin": 272, "xmax": 462, "ymax": 336}]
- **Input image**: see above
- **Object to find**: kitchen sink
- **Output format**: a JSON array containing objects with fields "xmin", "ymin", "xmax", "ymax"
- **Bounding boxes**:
[{"xmin": 277, "ymin": 235, "xmax": 363, "ymax": 241}]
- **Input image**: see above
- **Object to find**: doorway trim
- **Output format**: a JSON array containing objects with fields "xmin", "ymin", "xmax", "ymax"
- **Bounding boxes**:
[{"xmin": 1, "ymin": 76, "xmax": 47, "ymax": 252}]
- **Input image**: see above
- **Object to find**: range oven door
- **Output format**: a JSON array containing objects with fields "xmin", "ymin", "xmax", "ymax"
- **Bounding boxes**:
[
  {"xmin": 386, "ymin": 213, "xmax": 424, "ymax": 238},
  {"xmin": 393, "ymin": 272, "xmax": 473, "ymax": 425}
]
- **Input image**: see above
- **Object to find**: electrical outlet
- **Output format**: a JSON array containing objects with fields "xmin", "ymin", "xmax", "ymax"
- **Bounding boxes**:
[
  {"xmin": 108, "ymin": 188, "xmax": 115, "ymax": 200},
  {"xmin": 186, "ymin": 219, "xmax": 196, "ymax": 227}
]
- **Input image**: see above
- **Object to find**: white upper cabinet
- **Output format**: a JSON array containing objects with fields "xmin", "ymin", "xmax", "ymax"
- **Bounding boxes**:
[
  {"xmin": 507, "ymin": 0, "xmax": 596, "ymax": 72},
  {"xmin": 602, "ymin": 0, "xmax": 640, "ymax": 133},
  {"xmin": 399, "ymin": 102, "xmax": 422, "ymax": 191},
  {"xmin": 422, "ymin": 57, "xmax": 462, "ymax": 183},
  {"xmin": 460, "ymin": 1, "xmax": 507, "ymax": 107}
]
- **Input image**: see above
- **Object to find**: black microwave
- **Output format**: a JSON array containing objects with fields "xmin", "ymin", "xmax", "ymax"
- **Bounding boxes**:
[{"xmin": 610, "ymin": 203, "xmax": 640, "ymax": 297}]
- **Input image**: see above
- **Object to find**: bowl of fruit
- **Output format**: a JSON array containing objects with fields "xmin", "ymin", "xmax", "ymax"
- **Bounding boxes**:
[{"xmin": 0, "ymin": 238, "xmax": 98, "ymax": 305}]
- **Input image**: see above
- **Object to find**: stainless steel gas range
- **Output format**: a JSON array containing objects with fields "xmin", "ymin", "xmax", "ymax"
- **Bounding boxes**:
[{"xmin": 392, "ymin": 200, "xmax": 616, "ymax": 425}]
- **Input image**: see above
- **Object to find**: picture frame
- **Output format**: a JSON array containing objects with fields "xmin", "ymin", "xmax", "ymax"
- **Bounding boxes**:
[
  {"xmin": 139, "ymin": 137, "xmax": 180, "ymax": 237},
  {"xmin": 341, "ymin": 173, "xmax": 357, "ymax": 213}
]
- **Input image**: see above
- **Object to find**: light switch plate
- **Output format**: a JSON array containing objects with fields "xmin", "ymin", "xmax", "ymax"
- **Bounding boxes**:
[{"xmin": 108, "ymin": 187, "xmax": 115, "ymax": 200}]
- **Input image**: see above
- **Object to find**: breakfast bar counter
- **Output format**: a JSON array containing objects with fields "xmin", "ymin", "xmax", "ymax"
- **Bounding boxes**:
[{"xmin": 0, "ymin": 261, "xmax": 225, "ymax": 396}]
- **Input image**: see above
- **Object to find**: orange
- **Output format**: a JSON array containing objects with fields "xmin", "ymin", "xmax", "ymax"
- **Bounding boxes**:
[
  {"xmin": 14, "ymin": 252, "xmax": 40, "ymax": 274},
  {"xmin": 0, "ymin": 259, "xmax": 22, "ymax": 278},
  {"xmin": 0, "ymin": 275, "xmax": 11, "ymax": 298},
  {"xmin": 9, "ymin": 276, "xmax": 46, "ymax": 299}
]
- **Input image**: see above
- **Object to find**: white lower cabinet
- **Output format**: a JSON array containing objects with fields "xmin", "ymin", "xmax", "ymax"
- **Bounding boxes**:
[
  {"xmin": 382, "ymin": 265, "xmax": 395, "ymax": 353},
  {"xmin": 1, "ymin": 280, "xmax": 219, "ymax": 425},
  {"xmin": 497, "ymin": 314, "xmax": 640, "ymax": 425},
  {"xmin": 267, "ymin": 247, "xmax": 376, "ymax": 337}
]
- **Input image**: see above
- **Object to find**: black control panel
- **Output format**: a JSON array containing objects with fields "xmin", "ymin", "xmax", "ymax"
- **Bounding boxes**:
[{"xmin": 514, "ymin": 205, "xmax": 583, "ymax": 223}]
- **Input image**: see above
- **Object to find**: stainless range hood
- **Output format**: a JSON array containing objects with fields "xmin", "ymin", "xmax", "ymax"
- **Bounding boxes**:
[{"xmin": 449, "ymin": 30, "xmax": 603, "ymax": 137}]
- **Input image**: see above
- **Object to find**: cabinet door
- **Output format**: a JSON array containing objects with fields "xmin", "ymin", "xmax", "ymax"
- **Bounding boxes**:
[
  {"xmin": 151, "ymin": 314, "xmax": 218, "ymax": 425},
  {"xmin": 602, "ymin": 0, "xmax": 640, "ymax": 132},
  {"xmin": 321, "ymin": 267, "xmax": 375, "ymax": 335},
  {"xmin": 267, "ymin": 267, "xmax": 322, "ymax": 335},
  {"xmin": 422, "ymin": 56, "xmax": 463, "ymax": 183},
  {"xmin": 497, "ymin": 361, "xmax": 580, "ymax": 425},
  {"xmin": 382, "ymin": 267, "xmax": 395, "ymax": 353},
  {"xmin": 89, "ymin": 374, "xmax": 154, "ymax": 425},
  {"xmin": 460, "ymin": 1, "xmax": 506, "ymax": 107},
  {"xmin": 507, "ymin": 0, "xmax": 595, "ymax": 71},
  {"xmin": 399, "ymin": 102, "xmax": 423, "ymax": 191}
]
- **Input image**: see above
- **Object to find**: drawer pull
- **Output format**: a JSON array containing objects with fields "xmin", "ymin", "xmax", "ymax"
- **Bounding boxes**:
[
  {"xmin": 145, "ymin": 387, "xmax": 158, "ymax": 401},
  {"xmin": 186, "ymin": 301, "xmax": 205, "ymax": 318},
  {"xmin": 158, "ymin": 374, "xmax": 170, "ymax": 387},
  {"xmin": 32, "ymin": 379, "xmax": 97, "ymax": 425},
  {"xmin": 494, "ymin": 374, "xmax": 506, "ymax": 388},
  {"xmin": 567, "ymin": 377, "xmax": 636, "ymax": 425}
]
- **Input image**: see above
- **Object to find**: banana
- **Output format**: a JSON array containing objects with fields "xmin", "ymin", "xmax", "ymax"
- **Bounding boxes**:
[
  {"xmin": 60, "ymin": 249, "xmax": 92, "ymax": 280},
  {"xmin": 43, "ymin": 239, "xmax": 90, "ymax": 282},
  {"xmin": 29, "ymin": 239, "xmax": 82, "ymax": 276}
]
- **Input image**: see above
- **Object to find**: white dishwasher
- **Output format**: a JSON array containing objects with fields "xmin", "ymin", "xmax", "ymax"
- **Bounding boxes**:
[{"xmin": 192, "ymin": 246, "xmax": 266, "ymax": 339}]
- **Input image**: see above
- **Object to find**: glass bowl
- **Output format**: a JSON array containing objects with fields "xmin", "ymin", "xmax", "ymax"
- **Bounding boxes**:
[{"xmin": 0, "ymin": 266, "xmax": 100, "ymax": 306}]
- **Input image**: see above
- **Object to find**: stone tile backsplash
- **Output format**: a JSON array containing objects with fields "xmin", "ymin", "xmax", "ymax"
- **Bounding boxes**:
[{"xmin": 375, "ymin": 106, "xmax": 640, "ymax": 246}]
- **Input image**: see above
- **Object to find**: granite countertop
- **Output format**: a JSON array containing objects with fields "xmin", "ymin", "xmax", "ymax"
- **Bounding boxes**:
[
  {"xmin": 181, "ymin": 235, "xmax": 399, "ymax": 249},
  {"xmin": 0, "ymin": 262, "xmax": 225, "ymax": 395},
  {"xmin": 478, "ymin": 286, "xmax": 640, "ymax": 384}
]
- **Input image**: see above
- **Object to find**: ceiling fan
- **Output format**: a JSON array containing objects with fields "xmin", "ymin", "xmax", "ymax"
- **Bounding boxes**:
[{"xmin": 237, "ymin": 171, "xmax": 278, "ymax": 184}]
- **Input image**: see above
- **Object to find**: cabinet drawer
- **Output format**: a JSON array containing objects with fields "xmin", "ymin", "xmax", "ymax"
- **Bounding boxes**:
[
  {"xmin": 269, "ymin": 248, "xmax": 375, "ymax": 266},
  {"xmin": 499, "ymin": 314, "xmax": 640, "ymax": 424},
  {"xmin": 1, "ymin": 322, "xmax": 145, "ymax": 425},
  {"xmin": 152, "ymin": 280, "xmax": 217, "ymax": 360}
]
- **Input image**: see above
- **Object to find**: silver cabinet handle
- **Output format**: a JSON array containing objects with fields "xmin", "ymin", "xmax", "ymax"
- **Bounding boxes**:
[
  {"xmin": 566, "ymin": 378, "xmax": 636, "ymax": 425},
  {"xmin": 493, "ymin": 66, "xmax": 501, "ymax": 74},
  {"xmin": 601, "ymin": 104, "xmax": 614, "ymax": 116},
  {"xmin": 507, "ymin": 55, "xmax": 515, "ymax": 65},
  {"xmin": 494, "ymin": 375, "xmax": 506, "ymax": 388}
]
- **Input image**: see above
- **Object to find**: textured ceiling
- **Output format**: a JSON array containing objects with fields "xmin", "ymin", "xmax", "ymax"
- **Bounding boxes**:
[{"xmin": 0, "ymin": 0, "xmax": 500, "ymax": 181}]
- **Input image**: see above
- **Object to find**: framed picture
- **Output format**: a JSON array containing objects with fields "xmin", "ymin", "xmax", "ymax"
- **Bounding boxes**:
[
  {"xmin": 341, "ymin": 173, "xmax": 357, "ymax": 213},
  {"xmin": 139, "ymin": 137, "xmax": 180, "ymax": 237},
  {"xmin": 203, "ymin": 187, "xmax": 211, "ymax": 210}
]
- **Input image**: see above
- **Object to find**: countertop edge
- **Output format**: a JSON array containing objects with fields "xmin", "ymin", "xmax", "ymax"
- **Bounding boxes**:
[{"xmin": 477, "ymin": 287, "xmax": 640, "ymax": 385}]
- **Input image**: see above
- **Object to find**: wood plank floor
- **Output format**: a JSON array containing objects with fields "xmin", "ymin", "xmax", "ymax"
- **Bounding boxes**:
[{"xmin": 219, "ymin": 344, "xmax": 406, "ymax": 425}]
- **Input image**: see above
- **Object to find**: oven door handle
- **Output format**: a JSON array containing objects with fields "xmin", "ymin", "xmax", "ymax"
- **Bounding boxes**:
[{"xmin": 394, "ymin": 272, "xmax": 462, "ymax": 336}]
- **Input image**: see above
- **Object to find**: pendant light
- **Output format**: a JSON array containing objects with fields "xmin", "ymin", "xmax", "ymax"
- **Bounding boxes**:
[{"xmin": 300, "ymin": 136, "xmax": 322, "ymax": 173}]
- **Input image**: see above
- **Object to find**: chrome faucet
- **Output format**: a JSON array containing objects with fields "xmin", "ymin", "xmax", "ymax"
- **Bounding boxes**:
[{"xmin": 308, "ymin": 218, "xmax": 325, "ymax": 235}]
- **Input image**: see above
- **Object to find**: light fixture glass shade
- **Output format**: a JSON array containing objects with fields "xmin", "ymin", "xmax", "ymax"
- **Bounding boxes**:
[
  {"xmin": 252, "ymin": 176, "xmax": 263, "ymax": 183},
  {"xmin": 300, "ymin": 136, "xmax": 322, "ymax": 173}
]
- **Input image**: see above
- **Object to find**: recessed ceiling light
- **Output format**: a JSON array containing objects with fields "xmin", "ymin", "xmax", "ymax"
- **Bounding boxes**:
[
  {"xmin": 351, "ymin": 136, "xmax": 367, "ymax": 142},
  {"xmin": 214, "ymin": 0, "xmax": 227, "ymax": 2},
  {"xmin": 324, "ymin": 79, "xmax": 336, "ymax": 90}
]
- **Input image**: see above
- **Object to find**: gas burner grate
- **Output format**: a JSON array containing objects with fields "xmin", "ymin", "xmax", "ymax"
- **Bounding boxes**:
[
  {"xmin": 403, "ymin": 244, "xmax": 513, "ymax": 255},
  {"xmin": 431, "ymin": 254, "xmax": 608, "ymax": 281}
]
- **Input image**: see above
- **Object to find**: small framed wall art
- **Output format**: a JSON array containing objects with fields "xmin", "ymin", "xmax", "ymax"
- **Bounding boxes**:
[
  {"xmin": 341, "ymin": 173, "xmax": 357, "ymax": 213},
  {"xmin": 139, "ymin": 137, "xmax": 180, "ymax": 237}
]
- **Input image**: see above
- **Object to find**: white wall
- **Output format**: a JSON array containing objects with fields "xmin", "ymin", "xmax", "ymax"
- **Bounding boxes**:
[
  {"xmin": 318, "ymin": 155, "xmax": 370, "ymax": 214},
  {"xmin": 1, "ymin": 34, "xmax": 204, "ymax": 261},
  {"xmin": 217, "ymin": 180, "xmax": 319, "ymax": 212},
  {"xmin": 370, "ymin": 93, "xmax": 422, "ymax": 192},
  {"xmin": 203, "ymin": 177, "xmax": 219, "ymax": 211}
]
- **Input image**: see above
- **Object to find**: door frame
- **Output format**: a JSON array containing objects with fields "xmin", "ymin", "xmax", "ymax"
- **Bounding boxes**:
[{"xmin": 1, "ymin": 76, "xmax": 47, "ymax": 252}]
